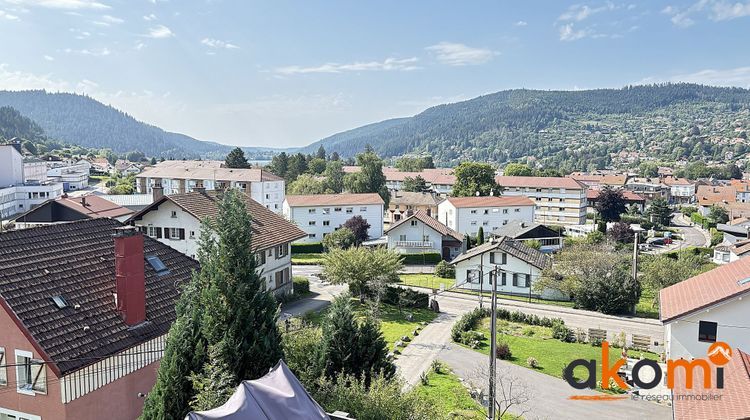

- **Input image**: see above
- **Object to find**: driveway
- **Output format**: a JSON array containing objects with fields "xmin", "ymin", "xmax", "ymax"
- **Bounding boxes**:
[
  {"xmin": 281, "ymin": 264, "xmax": 345, "ymax": 320},
  {"xmin": 440, "ymin": 343, "xmax": 671, "ymax": 420}
]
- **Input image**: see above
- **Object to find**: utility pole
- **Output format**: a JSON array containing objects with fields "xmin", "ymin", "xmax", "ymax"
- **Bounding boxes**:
[
  {"xmin": 479, "ymin": 253, "xmax": 484, "ymax": 309},
  {"xmin": 488, "ymin": 265, "xmax": 499, "ymax": 420},
  {"xmin": 632, "ymin": 229, "xmax": 639, "ymax": 316}
]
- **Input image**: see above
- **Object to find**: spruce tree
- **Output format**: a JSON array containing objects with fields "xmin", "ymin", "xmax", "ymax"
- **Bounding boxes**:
[
  {"xmin": 320, "ymin": 294, "xmax": 360, "ymax": 378},
  {"xmin": 356, "ymin": 317, "xmax": 395, "ymax": 384},
  {"xmin": 190, "ymin": 345, "xmax": 236, "ymax": 411},
  {"xmin": 476, "ymin": 227, "xmax": 485, "ymax": 245},
  {"xmin": 224, "ymin": 147, "xmax": 250, "ymax": 168}
]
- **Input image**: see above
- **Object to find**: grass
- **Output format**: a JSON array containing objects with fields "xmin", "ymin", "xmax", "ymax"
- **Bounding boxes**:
[
  {"xmin": 636, "ymin": 289, "xmax": 660, "ymax": 319},
  {"xmin": 413, "ymin": 363, "xmax": 487, "ymax": 420},
  {"xmin": 464, "ymin": 318, "xmax": 659, "ymax": 382},
  {"xmin": 303, "ymin": 299, "xmax": 437, "ymax": 348},
  {"xmin": 291, "ymin": 253, "xmax": 325, "ymax": 265}
]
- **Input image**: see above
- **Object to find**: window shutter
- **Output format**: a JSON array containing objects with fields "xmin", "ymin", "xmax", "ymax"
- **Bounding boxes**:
[
  {"xmin": 489, "ymin": 253, "xmax": 495, "ymax": 264},
  {"xmin": 502, "ymin": 253, "xmax": 507, "ymax": 265},
  {"xmin": 275, "ymin": 246, "xmax": 279, "ymax": 259},
  {"xmin": 0, "ymin": 349, "xmax": 6, "ymax": 385},
  {"xmin": 179, "ymin": 229, "xmax": 186, "ymax": 240},
  {"xmin": 156, "ymin": 227, "xmax": 163, "ymax": 239},
  {"xmin": 512, "ymin": 273, "xmax": 518, "ymax": 287},
  {"xmin": 501, "ymin": 272, "xmax": 506, "ymax": 286},
  {"xmin": 31, "ymin": 359, "xmax": 46, "ymax": 393},
  {"xmin": 525, "ymin": 274, "xmax": 531, "ymax": 288},
  {"xmin": 164, "ymin": 228, "xmax": 170, "ymax": 239}
]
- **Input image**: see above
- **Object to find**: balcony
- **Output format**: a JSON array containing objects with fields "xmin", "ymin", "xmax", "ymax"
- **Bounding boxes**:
[{"xmin": 395, "ymin": 240, "xmax": 433, "ymax": 248}]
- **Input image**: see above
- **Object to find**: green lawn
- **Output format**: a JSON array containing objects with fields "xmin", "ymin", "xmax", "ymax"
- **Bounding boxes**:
[
  {"xmin": 465, "ymin": 318, "xmax": 659, "ymax": 381},
  {"xmin": 291, "ymin": 253, "xmax": 325, "ymax": 265},
  {"xmin": 413, "ymin": 364, "xmax": 487, "ymax": 420},
  {"xmin": 636, "ymin": 289, "xmax": 659, "ymax": 319},
  {"xmin": 303, "ymin": 299, "xmax": 437, "ymax": 348}
]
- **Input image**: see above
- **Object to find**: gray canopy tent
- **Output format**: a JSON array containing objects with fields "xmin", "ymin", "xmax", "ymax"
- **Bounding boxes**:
[{"xmin": 185, "ymin": 360, "xmax": 329, "ymax": 420}]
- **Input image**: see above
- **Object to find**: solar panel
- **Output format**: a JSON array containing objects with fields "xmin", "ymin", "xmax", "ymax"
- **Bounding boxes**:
[
  {"xmin": 52, "ymin": 296, "xmax": 68, "ymax": 309},
  {"xmin": 146, "ymin": 255, "xmax": 169, "ymax": 274}
]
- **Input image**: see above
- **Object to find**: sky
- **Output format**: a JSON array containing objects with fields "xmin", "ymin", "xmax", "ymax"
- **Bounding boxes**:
[{"xmin": 0, "ymin": 0, "xmax": 749, "ymax": 148}]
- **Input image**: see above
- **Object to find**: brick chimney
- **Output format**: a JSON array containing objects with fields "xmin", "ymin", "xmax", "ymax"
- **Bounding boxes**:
[
  {"xmin": 152, "ymin": 182, "xmax": 164, "ymax": 201},
  {"xmin": 113, "ymin": 226, "xmax": 146, "ymax": 326}
]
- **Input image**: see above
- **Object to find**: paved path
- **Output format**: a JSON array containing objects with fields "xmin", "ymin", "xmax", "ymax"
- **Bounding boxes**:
[
  {"xmin": 281, "ymin": 265, "xmax": 345, "ymax": 320},
  {"xmin": 440, "ymin": 343, "xmax": 671, "ymax": 420},
  {"xmin": 672, "ymin": 213, "xmax": 711, "ymax": 247}
]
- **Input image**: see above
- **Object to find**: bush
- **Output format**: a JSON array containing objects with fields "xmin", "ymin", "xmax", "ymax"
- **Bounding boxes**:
[
  {"xmin": 292, "ymin": 242, "xmax": 323, "ymax": 254},
  {"xmin": 381, "ymin": 286, "xmax": 429, "ymax": 308},
  {"xmin": 526, "ymin": 357, "xmax": 539, "ymax": 368},
  {"xmin": 459, "ymin": 331, "xmax": 484, "ymax": 348},
  {"xmin": 401, "ymin": 253, "xmax": 442, "ymax": 265},
  {"xmin": 590, "ymin": 338, "xmax": 603, "ymax": 347},
  {"xmin": 322, "ymin": 227, "xmax": 356, "ymax": 250},
  {"xmin": 496, "ymin": 342, "xmax": 512, "ymax": 360},
  {"xmin": 434, "ymin": 260, "xmax": 455, "ymax": 279},
  {"xmin": 430, "ymin": 360, "xmax": 442, "ymax": 374},
  {"xmin": 451, "ymin": 307, "xmax": 491, "ymax": 342},
  {"xmin": 551, "ymin": 320, "xmax": 573, "ymax": 342},
  {"xmin": 292, "ymin": 276, "xmax": 310, "ymax": 295}
]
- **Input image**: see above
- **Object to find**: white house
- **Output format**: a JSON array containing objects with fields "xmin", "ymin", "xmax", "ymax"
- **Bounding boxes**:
[
  {"xmin": 490, "ymin": 220, "xmax": 563, "ymax": 253},
  {"xmin": 0, "ymin": 144, "xmax": 63, "ymax": 219},
  {"xmin": 662, "ymin": 177, "xmax": 695, "ymax": 204},
  {"xmin": 437, "ymin": 196, "xmax": 535, "ymax": 238},
  {"xmin": 385, "ymin": 210, "xmax": 465, "ymax": 260},
  {"xmin": 451, "ymin": 236, "xmax": 563, "ymax": 300},
  {"xmin": 712, "ymin": 239, "xmax": 750, "ymax": 264},
  {"xmin": 136, "ymin": 160, "xmax": 285, "ymax": 213},
  {"xmin": 128, "ymin": 190, "xmax": 306, "ymax": 295},
  {"xmin": 283, "ymin": 193, "xmax": 384, "ymax": 243},
  {"xmin": 660, "ymin": 256, "xmax": 750, "ymax": 360}
]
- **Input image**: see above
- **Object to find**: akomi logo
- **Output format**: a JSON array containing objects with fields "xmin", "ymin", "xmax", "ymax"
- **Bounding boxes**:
[{"xmin": 562, "ymin": 341, "xmax": 732, "ymax": 391}]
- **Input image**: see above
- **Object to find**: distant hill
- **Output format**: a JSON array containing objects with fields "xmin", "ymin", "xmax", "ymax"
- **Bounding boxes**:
[
  {"xmin": 303, "ymin": 84, "xmax": 750, "ymax": 171},
  {"xmin": 0, "ymin": 90, "xmax": 280, "ymax": 159},
  {"xmin": 0, "ymin": 105, "xmax": 46, "ymax": 143}
]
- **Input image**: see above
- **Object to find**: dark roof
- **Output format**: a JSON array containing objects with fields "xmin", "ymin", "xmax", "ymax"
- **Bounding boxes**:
[
  {"xmin": 0, "ymin": 218, "xmax": 199, "ymax": 376},
  {"xmin": 129, "ymin": 191, "xmax": 306, "ymax": 251},
  {"xmin": 450, "ymin": 236, "xmax": 552, "ymax": 269},
  {"xmin": 490, "ymin": 220, "xmax": 560, "ymax": 240},
  {"xmin": 386, "ymin": 210, "xmax": 464, "ymax": 241},
  {"xmin": 12, "ymin": 195, "xmax": 133, "ymax": 222}
]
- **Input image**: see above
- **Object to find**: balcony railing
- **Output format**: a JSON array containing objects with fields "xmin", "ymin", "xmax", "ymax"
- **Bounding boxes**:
[{"xmin": 395, "ymin": 241, "xmax": 433, "ymax": 248}]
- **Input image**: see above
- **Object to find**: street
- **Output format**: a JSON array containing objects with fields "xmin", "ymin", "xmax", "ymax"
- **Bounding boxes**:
[{"xmin": 648, "ymin": 213, "xmax": 710, "ymax": 254}]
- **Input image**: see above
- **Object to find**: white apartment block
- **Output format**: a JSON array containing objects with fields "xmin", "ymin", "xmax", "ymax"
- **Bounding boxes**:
[
  {"xmin": 437, "ymin": 196, "xmax": 535, "ymax": 238},
  {"xmin": 128, "ymin": 190, "xmax": 306, "ymax": 295},
  {"xmin": 0, "ymin": 144, "xmax": 63, "ymax": 220},
  {"xmin": 495, "ymin": 176, "xmax": 588, "ymax": 225},
  {"xmin": 136, "ymin": 160, "xmax": 285, "ymax": 213},
  {"xmin": 283, "ymin": 193, "xmax": 385, "ymax": 243}
]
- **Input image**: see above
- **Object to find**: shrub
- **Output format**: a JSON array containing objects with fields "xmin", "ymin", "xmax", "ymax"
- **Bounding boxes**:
[
  {"xmin": 496, "ymin": 342, "xmax": 512, "ymax": 360},
  {"xmin": 434, "ymin": 260, "xmax": 456, "ymax": 279},
  {"xmin": 459, "ymin": 331, "xmax": 485, "ymax": 348},
  {"xmin": 526, "ymin": 357, "xmax": 539, "ymax": 368},
  {"xmin": 291, "ymin": 242, "xmax": 324, "ymax": 254},
  {"xmin": 419, "ymin": 372, "xmax": 429, "ymax": 386},
  {"xmin": 322, "ymin": 228, "xmax": 356, "ymax": 250},
  {"xmin": 401, "ymin": 253, "xmax": 442, "ymax": 265},
  {"xmin": 451, "ymin": 307, "xmax": 491, "ymax": 342},
  {"xmin": 521, "ymin": 327, "xmax": 535, "ymax": 337},
  {"xmin": 551, "ymin": 320, "xmax": 573, "ymax": 342},
  {"xmin": 590, "ymin": 338, "xmax": 603, "ymax": 347},
  {"xmin": 430, "ymin": 360, "xmax": 442, "ymax": 374},
  {"xmin": 381, "ymin": 286, "xmax": 429, "ymax": 308},
  {"xmin": 292, "ymin": 276, "xmax": 310, "ymax": 295}
]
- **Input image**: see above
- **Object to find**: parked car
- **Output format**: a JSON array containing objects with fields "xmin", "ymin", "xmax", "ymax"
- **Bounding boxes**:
[
  {"xmin": 638, "ymin": 243, "xmax": 652, "ymax": 251},
  {"xmin": 649, "ymin": 238, "xmax": 666, "ymax": 246}
]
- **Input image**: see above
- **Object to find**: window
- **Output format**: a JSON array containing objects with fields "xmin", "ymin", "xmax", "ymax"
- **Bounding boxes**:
[
  {"xmin": 147, "ymin": 226, "xmax": 162, "ymax": 239},
  {"xmin": 490, "ymin": 253, "xmax": 495, "ymax": 264},
  {"xmin": 524, "ymin": 274, "xmax": 531, "ymax": 288},
  {"xmin": 266, "ymin": 194, "xmax": 270, "ymax": 199},
  {"xmin": 51, "ymin": 296, "xmax": 68, "ymax": 309},
  {"xmin": 422, "ymin": 235, "xmax": 429, "ymax": 242},
  {"xmin": 501, "ymin": 272, "xmax": 507, "ymax": 286},
  {"xmin": 470, "ymin": 221, "xmax": 477, "ymax": 226},
  {"xmin": 257, "ymin": 251, "xmax": 266, "ymax": 265},
  {"xmin": 360, "ymin": 207, "xmax": 367, "ymax": 212},
  {"xmin": 308, "ymin": 234, "xmax": 316, "ymax": 239},
  {"xmin": 308, "ymin": 221, "xmax": 316, "ymax": 226},
  {"xmin": 502, "ymin": 209, "xmax": 508, "ymax": 214},
  {"xmin": 323, "ymin": 220, "xmax": 330, "ymax": 226},
  {"xmin": 399, "ymin": 234, "xmax": 407, "ymax": 241},
  {"xmin": 470, "ymin": 209, "xmax": 477, "ymax": 214},
  {"xmin": 308, "ymin": 208, "xmax": 316, "ymax": 214},
  {"xmin": 323, "ymin": 208, "xmax": 330, "ymax": 214},
  {"xmin": 15, "ymin": 350, "xmax": 46, "ymax": 394},
  {"xmin": 165, "ymin": 228, "xmax": 184, "ymax": 240},
  {"xmin": 189, "ymin": 231, "xmax": 196, "ymax": 239},
  {"xmin": 334, "ymin": 207, "xmax": 342, "ymax": 212},
  {"xmin": 514, "ymin": 208, "xmax": 520, "ymax": 212},
  {"xmin": 146, "ymin": 255, "xmax": 169, "ymax": 275},
  {"xmin": 170, "ymin": 210, "xmax": 177, "ymax": 218},
  {"xmin": 483, "ymin": 221, "xmax": 489, "ymax": 226},
  {"xmin": 484, "ymin": 209, "xmax": 489, "ymax": 215},
  {"xmin": 0, "ymin": 347, "xmax": 6, "ymax": 386},
  {"xmin": 698, "ymin": 321, "xmax": 718, "ymax": 343},
  {"xmin": 275, "ymin": 244, "xmax": 289, "ymax": 258},
  {"xmin": 503, "ymin": 220, "xmax": 508, "ymax": 225},
  {"xmin": 346, "ymin": 207, "xmax": 353, "ymax": 213},
  {"xmin": 512, "ymin": 273, "xmax": 519, "ymax": 287},
  {"xmin": 410, "ymin": 220, "xmax": 418, "ymax": 226}
]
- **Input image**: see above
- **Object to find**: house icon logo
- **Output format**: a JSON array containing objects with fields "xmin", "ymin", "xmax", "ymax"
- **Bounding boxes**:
[{"xmin": 707, "ymin": 342, "xmax": 732, "ymax": 366}]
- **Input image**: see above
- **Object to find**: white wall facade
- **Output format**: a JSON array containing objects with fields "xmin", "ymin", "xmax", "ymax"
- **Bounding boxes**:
[
  {"xmin": 22, "ymin": 161, "xmax": 47, "ymax": 184},
  {"xmin": 386, "ymin": 219, "xmax": 443, "ymax": 255},
  {"xmin": 132, "ymin": 200, "xmax": 294, "ymax": 294},
  {"xmin": 283, "ymin": 201, "xmax": 384, "ymax": 243},
  {"xmin": 670, "ymin": 184, "xmax": 695, "ymax": 198},
  {"xmin": 437, "ymin": 201, "xmax": 535, "ymax": 237},
  {"xmin": 0, "ymin": 184, "xmax": 64, "ymax": 219},
  {"xmin": 665, "ymin": 296, "xmax": 750, "ymax": 360},
  {"xmin": 0, "ymin": 146, "xmax": 24, "ymax": 187},
  {"xmin": 500, "ymin": 187, "xmax": 587, "ymax": 225},
  {"xmin": 138, "ymin": 178, "xmax": 285, "ymax": 213}
]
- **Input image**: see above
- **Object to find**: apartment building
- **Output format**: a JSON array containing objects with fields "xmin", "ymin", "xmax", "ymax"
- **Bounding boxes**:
[
  {"xmin": 624, "ymin": 177, "xmax": 670, "ymax": 202},
  {"xmin": 0, "ymin": 219, "xmax": 199, "ymax": 420},
  {"xmin": 136, "ymin": 160, "xmax": 285, "ymax": 212},
  {"xmin": 0, "ymin": 144, "xmax": 64, "ymax": 219},
  {"xmin": 128, "ymin": 190, "xmax": 305, "ymax": 295},
  {"xmin": 343, "ymin": 166, "xmax": 456, "ymax": 195},
  {"xmin": 495, "ymin": 176, "xmax": 588, "ymax": 225},
  {"xmin": 437, "ymin": 196, "xmax": 535, "ymax": 237},
  {"xmin": 386, "ymin": 190, "xmax": 443, "ymax": 225},
  {"xmin": 662, "ymin": 177, "xmax": 695, "ymax": 204},
  {"xmin": 283, "ymin": 193, "xmax": 385, "ymax": 243}
]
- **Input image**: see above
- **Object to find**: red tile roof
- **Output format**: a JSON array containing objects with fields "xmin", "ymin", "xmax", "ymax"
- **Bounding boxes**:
[
  {"xmin": 696, "ymin": 185, "xmax": 737, "ymax": 206},
  {"xmin": 672, "ymin": 348, "xmax": 750, "ymax": 420},
  {"xmin": 59, "ymin": 195, "xmax": 134, "ymax": 218},
  {"xmin": 284, "ymin": 193, "xmax": 384, "ymax": 207},
  {"xmin": 445, "ymin": 196, "xmax": 535, "ymax": 208},
  {"xmin": 662, "ymin": 176, "xmax": 693, "ymax": 186},
  {"xmin": 496, "ymin": 176, "xmax": 586, "ymax": 190},
  {"xmin": 386, "ymin": 210, "xmax": 464, "ymax": 241},
  {"xmin": 587, "ymin": 189, "xmax": 645, "ymax": 202},
  {"xmin": 660, "ymin": 257, "xmax": 750, "ymax": 323}
]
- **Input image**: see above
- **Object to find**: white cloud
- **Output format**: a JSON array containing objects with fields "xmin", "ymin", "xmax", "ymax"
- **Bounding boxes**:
[
  {"xmin": 558, "ymin": 23, "xmax": 590, "ymax": 41},
  {"xmin": 425, "ymin": 42, "xmax": 496, "ymax": 66},
  {"xmin": 711, "ymin": 1, "xmax": 750, "ymax": 20},
  {"xmin": 636, "ymin": 66, "xmax": 750, "ymax": 88},
  {"xmin": 134, "ymin": 41, "xmax": 146, "ymax": 50},
  {"xmin": 275, "ymin": 57, "xmax": 420, "ymax": 75},
  {"xmin": 100, "ymin": 14, "xmax": 122, "ymax": 23},
  {"xmin": 558, "ymin": 3, "xmax": 616, "ymax": 22},
  {"xmin": 142, "ymin": 13, "xmax": 156, "ymax": 21},
  {"xmin": 69, "ymin": 28, "xmax": 90, "ymax": 39},
  {"xmin": 662, "ymin": 0, "xmax": 750, "ymax": 27},
  {"xmin": 514, "ymin": 20, "xmax": 527, "ymax": 26},
  {"xmin": 4, "ymin": 0, "xmax": 109, "ymax": 10},
  {"xmin": 0, "ymin": 10, "xmax": 19, "ymax": 19},
  {"xmin": 62, "ymin": 47, "xmax": 111, "ymax": 56},
  {"xmin": 0, "ymin": 63, "xmax": 70, "ymax": 90},
  {"xmin": 145, "ymin": 24, "xmax": 173, "ymax": 38},
  {"xmin": 201, "ymin": 38, "xmax": 239, "ymax": 49},
  {"xmin": 43, "ymin": 55, "xmax": 54, "ymax": 61}
]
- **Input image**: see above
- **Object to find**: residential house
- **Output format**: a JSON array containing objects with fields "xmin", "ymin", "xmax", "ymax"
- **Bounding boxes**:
[
  {"xmin": 662, "ymin": 177, "xmax": 695, "ymax": 204},
  {"xmin": 282, "ymin": 193, "xmax": 384, "ymax": 243},
  {"xmin": 730, "ymin": 179, "xmax": 750, "ymax": 203},
  {"xmin": 494, "ymin": 176, "xmax": 588, "ymax": 225},
  {"xmin": 114, "ymin": 160, "xmax": 141, "ymax": 175},
  {"xmin": 586, "ymin": 189, "xmax": 646, "ymax": 214},
  {"xmin": 0, "ymin": 219, "xmax": 199, "ymax": 420},
  {"xmin": 136, "ymin": 160, "xmax": 285, "ymax": 212},
  {"xmin": 128, "ymin": 190, "xmax": 305, "ymax": 295},
  {"xmin": 89, "ymin": 157, "xmax": 112, "ymax": 175},
  {"xmin": 437, "ymin": 196, "xmax": 535, "ymax": 238},
  {"xmin": 568, "ymin": 173, "xmax": 628, "ymax": 189},
  {"xmin": 716, "ymin": 218, "xmax": 750, "ymax": 244},
  {"xmin": 490, "ymin": 220, "xmax": 563, "ymax": 252},
  {"xmin": 385, "ymin": 210, "xmax": 465, "ymax": 260},
  {"xmin": 12, "ymin": 195, "xmax": 133, "ymax": 229},
  {"xmin": 451, "ymin": 236, "xmax": 563, "ymax": 300},
  {"xmin": 0, "ymin": 144, "xmax": 63, "ymax": 219},
  {"xmin": 343, "ymin": 166, "xmax": 456, "ymax": 195},
  {"xmin": 696, "ymin": 185, "xmax": 736, "ymax": 216},
  {"xmin": 386, "ymin": 190, "xmax": 443, "ymax": 225},
  {"xmin": 712, "ymin": 239, "xmax": 750, "ymax": 264},
  {"xmin": 624, "ymin": 177, "xmax": 670, "ymax": 202}
]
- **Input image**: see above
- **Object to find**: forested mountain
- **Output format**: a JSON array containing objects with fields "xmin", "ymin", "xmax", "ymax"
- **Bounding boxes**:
[
  {"xmin": 0, "ymin": 90, "xmax": 277, "ymax": 159},
  {"xmin": 302, "ymin": 84, "xmax": 750, "ymax": 171},
  {"xmin": 0, "ymin": 106, "xmax": 46, "ymax": 142}
]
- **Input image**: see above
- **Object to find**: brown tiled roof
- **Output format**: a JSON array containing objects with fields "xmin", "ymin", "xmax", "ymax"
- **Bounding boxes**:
[
  {"xmin": 672, "ymin": 348, "xmax": 750, "ymax": 420},
  {"xmin": 696, "ymin": 185, "xmax": 736, "ymax": 206},
  {"xmin": 569, "ymin": 174, "xmax": 628, "ymax": 186},
  {"xmin": 390, "ymin": 191, "xmax": 443, "ymax": 207},
  {"xmin": 137, "ymin": 165, "xmax": 282, "ymax": 182},
  {"xmin": 12, "ymin": 195, "xmax": 134, "ymax": 222},
  {"xmin": 130, "ymin": 191, "xmax": 305, "ymax": 251},
  {"xmin": 450, "ymin": 236, "xmax": 551, "ymax": 269},
  {"xmin": 386, "ymin": 210, "xmax": 464, "ymax": 241},
  {"xmin": 730, "ymin": 239, "xmax": 750, "ymax": 256},
  {"xmin": 0, "ymin": 218, "xmax": 199, "ymax": 376},
  {"xmin": 496, "ymin": 176, "xmax": 586, "ymax": 190},
  {"xmin": 660, "ymin": 256, "xmax": 750, "ymax": 323},
  {"xmin": 587, "ymin": 189, "xmax": 645, "ymax": 202},
  {"xmin": 662, "ymin": 176, "xmax": 693, "ymax": 186},
  {"xmin": 445, "ymin": 196, "xmax": 535, "ymax": 208},
  {"xmin": 284, "ymin": 193, "xmax": 384, "ymax": 207}
]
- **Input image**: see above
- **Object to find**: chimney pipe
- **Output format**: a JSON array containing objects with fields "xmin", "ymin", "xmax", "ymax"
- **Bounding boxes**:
[
  {"xmin": 152, "ymin": 182, "xmax": 164, "ymax": 201},
  {"xmin": 113, "ymin": 226, "xmax": 146, "ymax": 326},
  {"xmin": 193, "ymin": 181, "xmax": 206, "ymax": 194}
]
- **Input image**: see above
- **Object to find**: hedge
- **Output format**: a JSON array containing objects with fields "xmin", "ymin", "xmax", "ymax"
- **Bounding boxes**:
[
  {"xmin": 451, "ymin": 307, "xmax": 565, "ymax": 343},
  {"xmin": 401, "ymin": 253, "xmax": 442, "ymax": 265},
  {"xmin": 292, "ymin": 276, "xmax": 310, "ymax": 295},
  {"xmin": 381, "ymin": 286, "xmax": 429, "ymax": 309},
  {"xmin": 291, "ymin": 242, "xmax": 324, "ymax": 254}
]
